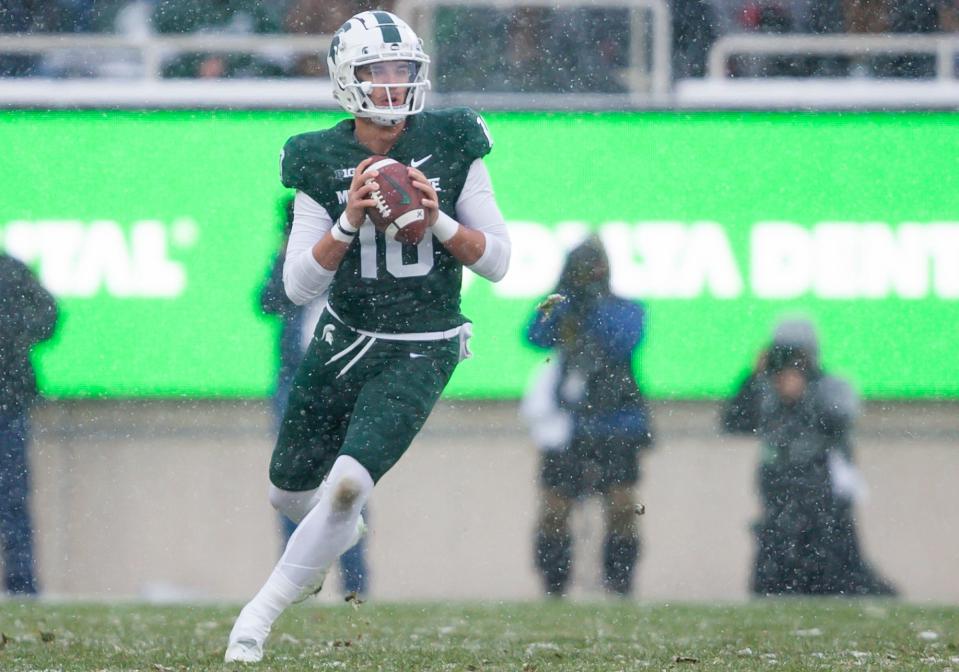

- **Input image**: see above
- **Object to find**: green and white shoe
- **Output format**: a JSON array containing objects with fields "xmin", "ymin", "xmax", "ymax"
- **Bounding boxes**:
[{"xmin": 224, "ymin": 636, "xmax": 264, "ymax": 663}]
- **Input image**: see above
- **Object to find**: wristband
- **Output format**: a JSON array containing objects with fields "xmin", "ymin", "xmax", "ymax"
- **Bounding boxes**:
[
  {"xmin": 330, "ymin": 213, "xmax": 357, "ymax": 243},
  {"xmin": 432, "ymin": 212, "xmax": 459, "ymax": 243}
]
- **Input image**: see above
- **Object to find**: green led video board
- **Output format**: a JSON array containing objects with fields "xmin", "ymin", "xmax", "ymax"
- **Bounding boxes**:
[{"xmin": 2, "ymin": 109, "xmax": 957, "ymax": 398}]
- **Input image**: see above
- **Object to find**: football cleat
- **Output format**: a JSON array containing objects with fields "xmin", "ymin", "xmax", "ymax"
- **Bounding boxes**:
[
  {"xmin": 224, "ymin": 637, "xmax": 264, "ymax": 664},
  {"xmin": 225, "ymin": 600, "xmax": 273, "ymax": 664}
]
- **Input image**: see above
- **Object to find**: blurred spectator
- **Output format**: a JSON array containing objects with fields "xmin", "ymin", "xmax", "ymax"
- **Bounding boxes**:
[
  {"xmin": 942, "ymin": 0, "xmax": 959, "ymax": 30},
  {"xmin": 0, "ymin": 1, "xmax": 41, "ymax": 77},
  {"xmin": 285, "ymin": 0, "xmax": 396, "ymax": 33},
  {"xmin": 45, "ymin": 1, "xmax": 141, "ymax": 77},
  {"xmin": 807, "ymin": 0, "xmax": 865, "ymax": 76},
  {"xmin": 521, "ymin": 237, "xmax": 653, "ymax": 597},
  {"xmin": 9, "ymin": 0, "xmax": 956, "ymax": 84},
  {"xmin": 0, "ymin": 0, "xmax": 100, "ymax": 76},
  {"xmin": 0, "ymin": 0, "xmax": 96, "ymax": 35},
  {"xmin": 841, "ymin": 0, "xmax": 892, "ymax": 33},
  {"xmin": 732, "ymin": 1, "xmax": 806, "ymax": 76},
  {"xmin": 434, "ymin": 6, "xmax": 629, "ymax": 93},
  {"xmin": 284, "ymin": 1, "xmax": 395, "ymax": 77},
  {"xmin": 890, "ymin": 0, "xmax": 944, "ymax": 33},
  {"xmin": 722, "ymin": 318, "xmax": 896, "ymax": 596},
  {"xmin": 808, "ymin": 1, "xmax": 959, "ymax": 81},
  {"xmin": 432, "ymin": 7, "xmax": 507, "ymax": 91},
  {"xmin": 151, "ymin": 0, "xmax": 286, "ymax": 78},
  {"xmin": 672, "ymin": 0, "xmax": 718, "ymax": 78},
  {"xmin": 258, "ymin": 198, "xmax": 368, "ymax": 596},
  {"xmin": 551, "ymin": 8, "xmax": 631, "ymax": 92},
  {"xmin": 884, "ymin": 0, "xmax": 944, "ymax": 77},
  {"xmin": 0, "ymin": 253, "xmax": 58, "ymax": 596},
  {"xmin": 504, "ymin": 8, "xmax": 556, "ymax": 91},
  {"xmin": 0, "ymin": 1, "xmax": 153, "ymax": 78}
]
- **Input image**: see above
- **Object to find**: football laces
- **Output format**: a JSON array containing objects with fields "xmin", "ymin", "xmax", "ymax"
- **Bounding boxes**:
[{"xmin": 369, "ymin": 188, "xmax": 391, "ymax": 220}]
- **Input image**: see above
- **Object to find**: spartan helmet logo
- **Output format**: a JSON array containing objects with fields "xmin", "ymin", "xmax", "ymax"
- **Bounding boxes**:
[{"xmin": 322, "ymin": 324, "xmax": 336, "ymax": 344}]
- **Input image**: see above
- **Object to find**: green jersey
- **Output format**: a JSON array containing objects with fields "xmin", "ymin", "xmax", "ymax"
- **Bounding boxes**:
[{"xmin": 280, "ymin": 107, "xmax": 493, "ymax": 333}]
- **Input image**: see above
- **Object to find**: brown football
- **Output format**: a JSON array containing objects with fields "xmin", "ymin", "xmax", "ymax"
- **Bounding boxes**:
[{"xmin": 364, "ymin": 156, "xmax": 428, "ymax": 245}]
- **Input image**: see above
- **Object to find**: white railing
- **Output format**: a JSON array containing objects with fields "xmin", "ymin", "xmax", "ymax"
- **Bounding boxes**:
[
  {"xmin": 708, "ymin": 33, "xmax": 959, "ymax": 81},
  {"xmin": 0, "ymin": 33, "xmax": 332, "ymax": 80},
  {"xmin": 0, "ymin": 0, "xmax": 671, "ymax": 106},
  {"xmin": 396, "ymin": 0, "xmax": 672, "ymax": 98}
]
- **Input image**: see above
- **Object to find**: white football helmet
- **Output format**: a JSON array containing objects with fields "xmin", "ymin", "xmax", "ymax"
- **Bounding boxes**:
[{"xmin": 327, "ymin": 11, "xmax": 431, "ymax": 126}]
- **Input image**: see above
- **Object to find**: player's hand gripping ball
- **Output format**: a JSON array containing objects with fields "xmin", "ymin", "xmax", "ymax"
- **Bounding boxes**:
[{"xmin": 364, "ymin": 156, "xmax": 427, "ymax": 245}]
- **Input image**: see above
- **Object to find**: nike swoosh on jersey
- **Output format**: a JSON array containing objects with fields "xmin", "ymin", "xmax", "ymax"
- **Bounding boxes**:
[
  {"xmin": 410, "ymin": 155, "xmax": 432, "ymax": 169},
  {"xmin": 409, "ymin": 353, "xmax": 428, "ymax": 359}
]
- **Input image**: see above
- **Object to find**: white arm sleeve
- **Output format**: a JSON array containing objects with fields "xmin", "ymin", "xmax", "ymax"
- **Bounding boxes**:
[
  {"xmin": 283, "ymin": 191, "xmax": 337, "ymax": 305},
  {"xmin": 454, "ymin": 159, "xmax": 511, "ymax": 282}
]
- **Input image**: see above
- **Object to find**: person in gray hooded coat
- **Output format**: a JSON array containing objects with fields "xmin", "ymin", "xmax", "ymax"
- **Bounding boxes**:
[{"xmin": 722, "ymin": 319, "xmax": 896, "ymax": 596}]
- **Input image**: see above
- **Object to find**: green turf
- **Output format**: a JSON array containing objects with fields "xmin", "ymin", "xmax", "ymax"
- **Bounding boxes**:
[{"xmin": 0, "ymin": 599, "xmax": 956, "ymax": 671}]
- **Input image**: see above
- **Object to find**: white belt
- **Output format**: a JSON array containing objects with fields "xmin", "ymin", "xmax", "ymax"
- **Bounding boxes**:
[{"xmin": 326, "ymin": 303, "xmax": 466, "ymax": 341}]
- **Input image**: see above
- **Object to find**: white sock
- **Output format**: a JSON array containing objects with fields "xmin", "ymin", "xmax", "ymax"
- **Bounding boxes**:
[
  {"xmin": 277, "ymin": 456, "xmax": 373, "ymax": 586},
  {"xmin": 229, "ymin": 566, "xmax": 301, "ymax": 643},
  {"xmin": 230, "ymin": 456, "xmax": 374, "ymax": 642}
]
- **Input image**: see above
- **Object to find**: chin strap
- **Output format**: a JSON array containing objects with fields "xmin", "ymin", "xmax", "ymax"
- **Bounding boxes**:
[{"xmin": 369, "ymin": 114, "xmax": 406, "ymax": 127}]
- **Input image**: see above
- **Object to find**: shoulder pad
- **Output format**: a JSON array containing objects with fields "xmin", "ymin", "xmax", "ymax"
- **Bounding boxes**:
[
  {"xmin": 280, "ymin": 131, "xmax": 333, "ymax": 192},
  {"xmin": 447, "ymin": 107, "xmax": 494, "ymax": 160}
]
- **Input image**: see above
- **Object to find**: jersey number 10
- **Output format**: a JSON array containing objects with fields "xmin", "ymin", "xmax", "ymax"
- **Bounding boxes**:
[{"xmin": 358, "ymin": 223, "xmax": 434, "ymax": 279}]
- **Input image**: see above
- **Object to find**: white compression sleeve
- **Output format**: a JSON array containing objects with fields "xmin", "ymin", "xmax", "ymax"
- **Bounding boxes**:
[
  {"xmin": 276, "ymin": 455, "xmax": 374, "ymax": 587},
  {"xmin": 283, "ymin": 191, "xmax": 337, "ymax": 305},
  {"xmin": 455, "ymin": 159, "xmax": 511, "ymax": 282},
  {"xmin": 229, "ymin": 457, "xmax": 373, "ymax": 643}
]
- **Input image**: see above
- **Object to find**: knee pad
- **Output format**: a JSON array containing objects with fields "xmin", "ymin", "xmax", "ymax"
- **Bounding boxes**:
[
  {"xmin": 268, "ymin": 485, "xmax": 318, "ymax": 524},
  {"xmin": 324, "ymin": 456, "xmax": 374, "ymax": 514}
]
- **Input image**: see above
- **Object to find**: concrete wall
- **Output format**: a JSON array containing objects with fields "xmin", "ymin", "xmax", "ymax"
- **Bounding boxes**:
[{"xmin": 20, "ymin": 400, "xmax": 959, "ymax": 603}]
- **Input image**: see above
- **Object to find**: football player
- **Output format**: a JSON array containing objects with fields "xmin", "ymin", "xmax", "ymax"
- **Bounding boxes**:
[{"xmin": 225, "ymin": 10, "xmax": 510, "ymax": 663}]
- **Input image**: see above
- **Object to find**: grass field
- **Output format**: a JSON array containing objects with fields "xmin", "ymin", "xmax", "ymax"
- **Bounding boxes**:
[{"xmin": 0, "ymin": 599, "xmax": 957, "ymax": 671}]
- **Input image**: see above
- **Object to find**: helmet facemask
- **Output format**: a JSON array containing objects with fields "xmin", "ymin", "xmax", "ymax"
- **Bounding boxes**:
[{"xmin": 328, "ymin": 12, "xmax": 431, "ymax": 126}]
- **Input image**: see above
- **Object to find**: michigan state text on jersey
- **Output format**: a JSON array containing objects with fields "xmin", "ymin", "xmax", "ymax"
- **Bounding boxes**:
[{"xmin": 226, "ymin": 10, "xmax": 511, "ymax": 664}]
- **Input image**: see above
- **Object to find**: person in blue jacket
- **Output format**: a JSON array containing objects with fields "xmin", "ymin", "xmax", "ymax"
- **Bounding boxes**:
[{"xmin": 523, "ymin": 235, "xmax": 653, "ymax": 597}]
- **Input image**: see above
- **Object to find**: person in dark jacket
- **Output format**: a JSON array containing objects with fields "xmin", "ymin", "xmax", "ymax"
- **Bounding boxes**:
[
  {"xmin": 671, "ymin": 0, "xmax": 717, "ymax": 79},
  {"xmin": 0, "ymin": 253, "xmax": 58, "ymax": 595},
  {"xmin": 258, "ymin": 198, "xmax": 368, "ymax": 597},
  {"xmin": 151, "ymin": 0, "xmax": 286, "ymax": 78},
  {"xmin": 522, "ymin": 236, "xmax": 652, "ymax": 597},
  {"xmin": 722, "ymin": 318, "xmax": 896, "ymax": 596}
]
